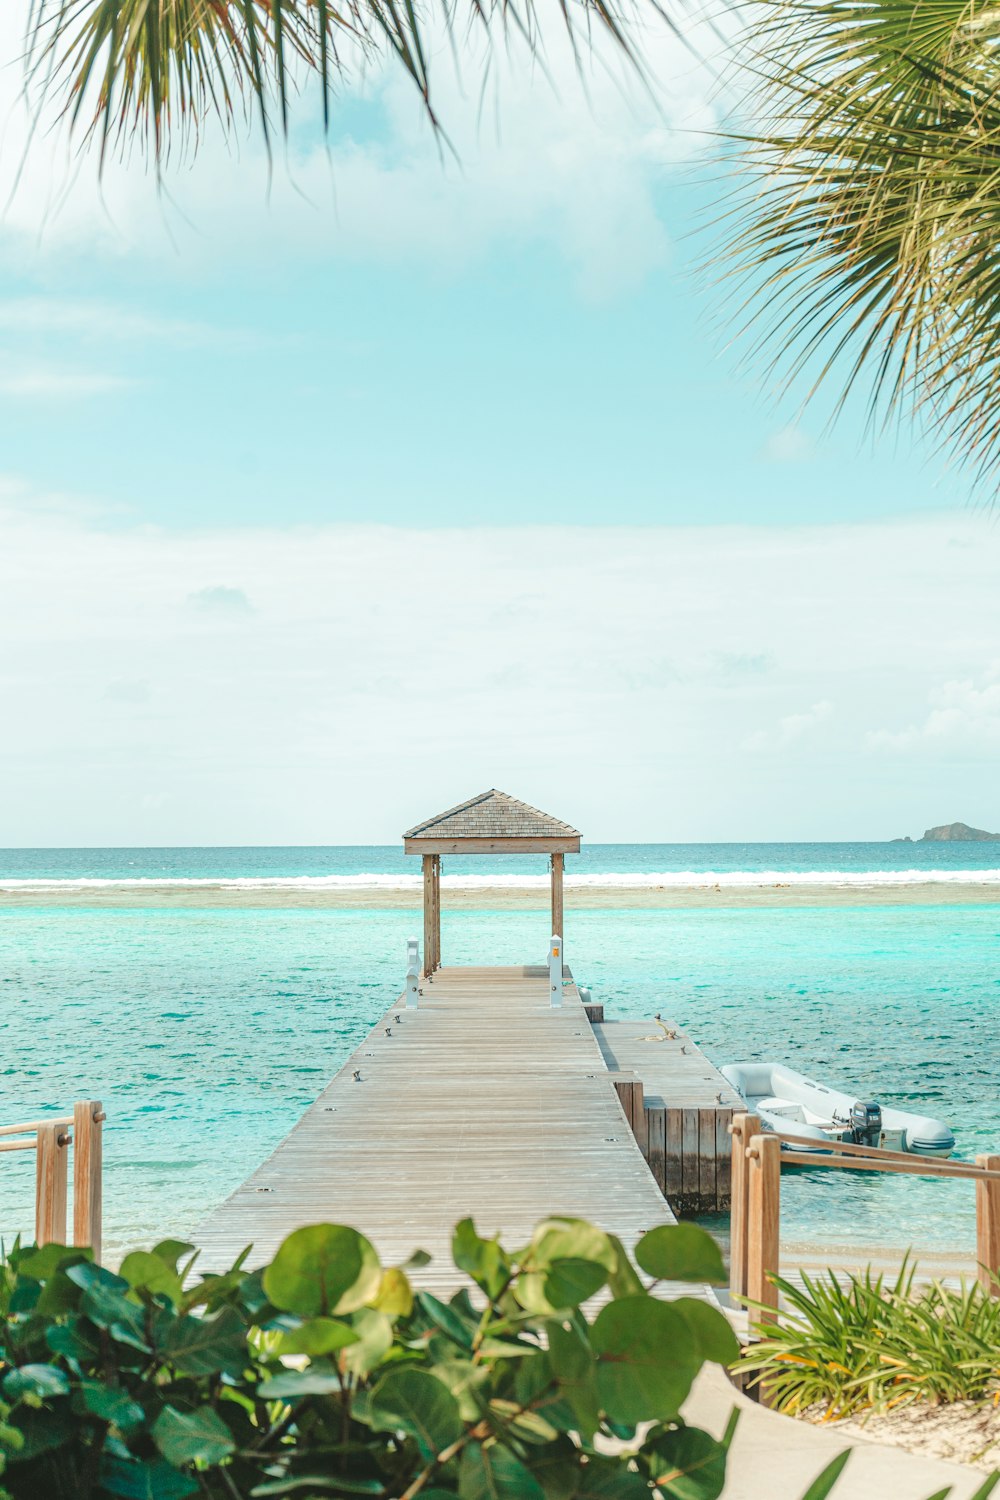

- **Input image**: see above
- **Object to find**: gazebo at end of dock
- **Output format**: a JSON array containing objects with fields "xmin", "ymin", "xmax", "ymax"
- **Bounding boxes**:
[{"xmin": 403, "ymin": 789, "xmax": 580, "ymax": 975}]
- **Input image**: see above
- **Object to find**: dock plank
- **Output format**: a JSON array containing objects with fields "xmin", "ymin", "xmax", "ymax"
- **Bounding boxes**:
[
  {"xmin": 590, "ymin": 1018, "xmax": 740, "ymax": 1111},
  {"xmin": 194, "ymin": 967, "xmax": 681, "ymax": 1294}
]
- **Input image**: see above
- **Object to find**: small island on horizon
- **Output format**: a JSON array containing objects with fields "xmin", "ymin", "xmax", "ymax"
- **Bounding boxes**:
[{"xmin": 892, "ymin": 821, "xmax": 1000, "ymax": 842}]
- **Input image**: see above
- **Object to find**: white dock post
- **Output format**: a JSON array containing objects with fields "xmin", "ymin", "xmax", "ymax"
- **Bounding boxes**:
[
  {"xmin": 406, "ymin": 938, "xmax": 420, "ymax": 1009},
  {"xmin": 549, "ymin": 935, "xmax": 562, "ymax": 1008}
]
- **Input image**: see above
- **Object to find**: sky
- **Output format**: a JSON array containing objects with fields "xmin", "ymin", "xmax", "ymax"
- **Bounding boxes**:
[{"xmin": 0, "ymin": 4, "xmax": 997, "ymax": 844}]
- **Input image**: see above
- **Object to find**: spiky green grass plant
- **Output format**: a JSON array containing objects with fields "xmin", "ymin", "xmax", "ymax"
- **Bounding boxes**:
[{"xmin": 740, "ymin": 1261, "xmax": 1000, "ymax": 1418}]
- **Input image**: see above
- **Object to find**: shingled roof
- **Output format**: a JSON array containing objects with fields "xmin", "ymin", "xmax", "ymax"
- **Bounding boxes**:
[{"xmin": 404, "ymin": 790, "xmax": 580, "ymax": 849}]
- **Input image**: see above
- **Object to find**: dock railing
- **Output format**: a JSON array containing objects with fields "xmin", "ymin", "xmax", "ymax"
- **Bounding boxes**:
[
  {"xmin": 0, "ymin": 1101, "xmax": 105, "ymax": 1261},
  {"xmin": 729, "ymin": 1111, "xmax": 1000, "ymax": 1321}
]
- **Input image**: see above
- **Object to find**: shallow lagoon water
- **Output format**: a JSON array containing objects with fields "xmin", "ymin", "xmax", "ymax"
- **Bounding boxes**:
[{"xmin": 1, "ymin": 901, "xmax": 997, "ymax": 1260}]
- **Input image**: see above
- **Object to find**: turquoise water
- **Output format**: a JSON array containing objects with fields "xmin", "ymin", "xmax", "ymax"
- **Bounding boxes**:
[
  {"xmin": 2, "ymin": 889, "xmax": 998, "ymax": 1260},
  {"xmin": 3, "ymin": 841, "xmax": 1000, "ymax": 884}
]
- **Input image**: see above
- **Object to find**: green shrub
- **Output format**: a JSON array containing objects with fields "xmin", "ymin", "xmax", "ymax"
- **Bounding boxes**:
[
  {"xmin": 739, "ymin": 1261, "xmax": 1000, "ymax": 1418},
  {"xmin": 0, "ymin": 1216, "xmax": 741, "ymax": 1499}
]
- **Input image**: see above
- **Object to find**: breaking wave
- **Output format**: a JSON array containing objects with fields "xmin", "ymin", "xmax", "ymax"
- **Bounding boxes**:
[{"xmin": 3, "ymin": 868, "xmax": 1000, "ymax": 891}]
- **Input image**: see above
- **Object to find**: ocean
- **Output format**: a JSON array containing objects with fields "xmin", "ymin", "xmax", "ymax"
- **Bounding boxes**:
[
  {"xmin": 2, "ymin": 843, "xmax": 998, "ymax": 1263},
  {"xmin": 4, "ymin": 841, "xmax": 1000, "ymax": 885}
]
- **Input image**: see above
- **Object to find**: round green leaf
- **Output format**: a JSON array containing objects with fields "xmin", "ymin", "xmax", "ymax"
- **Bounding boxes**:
[
  {"xmin": 153, "ymin": 1404, "xmax": 235, "ymax": 1467},
  {"xmin": 452, "ymin": 1219, "xmax": 509, "ymax": 1299},
  {"xmin": 3, "ymin": 1364, "xmax": 70, "ymax": 1402},
  {"xmin": 530, "ymin": 1219, "xmax": 617, "ymax": 1272},
  {"xmin": 99, "ymin": 1453, "xmax": 198, "ymax": 1499},
  {"xmin": 341, "ymin": 1308, "xmax": 394, "ymax": 1376},
  {"xmin": 74, "ymin": 1379, "xmax": 145, "ymax": 1435},
  {"xmin": 150, "ymin": 1239, "xmax": 196, "ymax": 1273},
  {"xmin": 119, "ymin": 1251, "xmax": 183, "ymax": 1306},
  {"xmin": 592, "ymin": 1297, "xmax": 700, "ymax": 1425},
  {"xmin": 543, "ymin": 1257, "xmax": 608, "ymax": 1309},
  {"xmin": 18, "ymin": 1244, "xmax": 90, "ymax": 1282},
  {"xmin": 259, "ymin": 1367, "xmax": 343, "ymax": 1398},
  {"xmin": 544, "ymin": 1320, "xmax": 600, "ymax": 1439},
  {"xmin": 275, "ymin": 1317, "xmax": 360, "ymax": 1357},
  {"xmin": 649, "ymin": 1424, "xmax": 730, "ymax": 1499},
  {"xmin": 371, "ymin": 1266, "xmax": 414, "ymax": 1317},
  {"xmin": 160, "ymin": 1305, "xmax": 247, "ymax": 1378},
  {"xmin": 369, "ymin": 1367, "xmax": 463, "ymax": 1460},
  {"xmin": 671, "ymin": 1298, "xmax": 739, "ymax": 1367},
  {"xmin": 263, "ymin": 1225, "xmax": 382, "ymax": 1317},
  {"xmin": 459, "ymin": 1441, "xmax": 545, "ymax": 1500},
  {"xmin": 634, "ymin": 1225, "xmax": 726, "ymax": 1286}
]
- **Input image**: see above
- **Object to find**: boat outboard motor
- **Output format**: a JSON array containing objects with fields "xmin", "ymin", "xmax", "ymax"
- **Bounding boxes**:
[{"xmin": 849, "ymin": 1100, "xmax": 882, "ymax": 1148}]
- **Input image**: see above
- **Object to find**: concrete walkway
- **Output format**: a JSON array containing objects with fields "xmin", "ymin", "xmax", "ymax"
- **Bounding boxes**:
[{"xmin": 686, "ymin": 1368, "xmax": 994, "ymax": 1499}]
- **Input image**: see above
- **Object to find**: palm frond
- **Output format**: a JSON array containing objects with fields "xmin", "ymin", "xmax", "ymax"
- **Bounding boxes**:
[
  {"xmin": 25, "ymin": 0, "xmax": 652, "ymax": 167},
  {"xmin": 723, "ymin": 0, "xmax": 1000, "ymax": 488}
]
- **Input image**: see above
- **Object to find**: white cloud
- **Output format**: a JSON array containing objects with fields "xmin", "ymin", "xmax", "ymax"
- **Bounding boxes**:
[
  {"xmin": 0, "ymin": 298, "xmax": 249, "ymax": 347},
  {"xmin": 761, "ymin": 425, "xmax": 815, "ymax": 464},
  {"xmin": 1, "ymin": 497, "xmax": 999, "ymax": 842},
  {"xmin": 0, "ymin": 367, "xmax": 130, "ymax": 397},
  {"xmin": 188, "ymin": 586, "xmax": 254, "ymax": 615},
  {"xmin": 714, "ymin": 651, "xmax": 774, "ymax": 678},
  {"xmin": 0, "ymin": 4, "xmax": 721, "ymax": 294},
  {"xmin": 743, "ymin": 700, "xmax": 832, "ymax": 751},
  {"xmin": 868, "ymin": 667, "xmax": 1000, "ymax": 751}
]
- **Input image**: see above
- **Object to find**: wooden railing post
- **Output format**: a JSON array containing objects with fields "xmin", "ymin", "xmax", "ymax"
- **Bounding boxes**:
[
  {"xmin": 729, "ymin": 1112, "xmax": 760, "ymax": 1302},
  {"xmin": 746, "ymin": 1133, "xmax": 781, "ymax": 1323},
  {"xmin": 976, "ymin": 1153, "xmax": 1000, "ymax": 1296},
  {"xmin": 73, "ymin": 1101, "xmax": 104, "ymax": 1263},
  {"xmin": 35, "ymin": 1124, "xmax": 69, "ymax": 1245}
]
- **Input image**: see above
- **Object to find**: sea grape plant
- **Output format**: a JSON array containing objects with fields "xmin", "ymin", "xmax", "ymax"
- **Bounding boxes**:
[{"xmin": 0, "ymin": 1216, "xmax": 741, "ymax": 1498}]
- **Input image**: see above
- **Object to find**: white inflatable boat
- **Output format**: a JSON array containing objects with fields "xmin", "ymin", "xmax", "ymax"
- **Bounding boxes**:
[{"xmin": 720, "ymin": 1062, "xmax": 955, "ymax": 1158}]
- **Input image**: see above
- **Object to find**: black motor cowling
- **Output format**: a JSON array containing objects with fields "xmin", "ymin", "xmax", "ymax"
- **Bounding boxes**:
[{"xmin": 849, "ymin": 1100, "xmax": 882, "ymax": 1148}]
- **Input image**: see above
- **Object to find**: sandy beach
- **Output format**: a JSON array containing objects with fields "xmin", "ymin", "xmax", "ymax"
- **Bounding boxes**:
[{"xmin": 3, "ymin": 880, "xmax": 1000, "ymax": 908}]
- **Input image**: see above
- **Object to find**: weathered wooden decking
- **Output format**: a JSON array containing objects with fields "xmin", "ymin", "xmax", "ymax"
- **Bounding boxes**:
[
  {"xmin": 594, "ymin": 1019, "xmax": 740, "ymax": 1213},
  {"xmin": 194, "ymin": 967, "xmax": 678, "ymax": 1291}
]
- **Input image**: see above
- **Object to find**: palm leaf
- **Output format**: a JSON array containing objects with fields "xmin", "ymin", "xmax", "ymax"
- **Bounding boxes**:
[
  {"xmin": 25, "ymin": 0, "xmax": 652, "ymax": 166},
  {"xmin": 722, "ymin": 0, "xmax": 1000, "ymax": 488}
]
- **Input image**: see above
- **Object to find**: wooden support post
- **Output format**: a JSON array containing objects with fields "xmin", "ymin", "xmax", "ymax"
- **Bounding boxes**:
[
  {"xmin": 664, "ymin": 1107, "xmax": 683, "ymax": 1205},
  {"xmin": 681, "ymin": 1109, "xmax": 698, "ymax": 1212},
  {"xmin": 35, "ymin": 1124, "xmax": 69, "ymax": 1246},
  {"xmin": 729, "ymin": 1112, "xmax": 760, "ymax": 1302},
  {"xmin": 422, "ymin": 856, "xmax": 434, "ymax": 977},
  {"xmin": 432, "ymin": 855, "xmax": 441, "ymax": 972},
  {"xmin": 73, "ymin": 1101, "xmax": 103, "ymax": 1263},
  {"xmin": 698, "ymin": 1109, "xmax": 717, "ymax": 1210},
  {"xmin": 746, "ymin": 1133, "xmax": 780, "ymax": 1322},
  {"xmin": 976, "ymin": 1153, "xmax": 1000, "ymax": 1296},
  {"xmin": 715, "ymin": 1108, "xmax": 734, "ymax": 1211},
  {"xmin": 647, "ymin": 1106, "xmax": 666, "ymax": 1192},
  {"xmin": 611, "ymin": 1075, "xmax": 646, "ymax": 1154},
  {"xmin": 550, "ymin": 854, "xmax": 564, "ymax": 959}
]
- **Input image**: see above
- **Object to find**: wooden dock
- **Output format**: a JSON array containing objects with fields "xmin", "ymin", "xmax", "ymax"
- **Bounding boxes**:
[
  {"xmin": 195, "ymin": 964, "xmax": 735, "ymax": 1288},
  {"xmin": 594, "ymin": 1019, "xmax": 742, "ymax": 1214}
]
